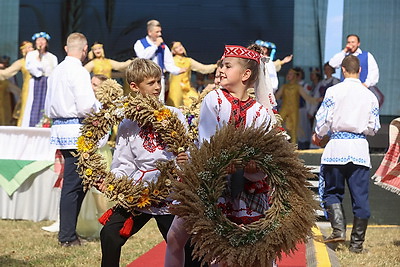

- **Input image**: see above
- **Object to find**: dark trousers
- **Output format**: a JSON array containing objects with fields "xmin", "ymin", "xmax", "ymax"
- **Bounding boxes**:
[
  {"xmin": 58, "ymin": 149, "xmax": 86, "ymax": 243},
  {"xmin": 322, "ymin": 162, "xmax": 370, "ymax": 219},
  {"xmin": 100, "ymin": 208, "xmax": 203, "ymax": 267}
]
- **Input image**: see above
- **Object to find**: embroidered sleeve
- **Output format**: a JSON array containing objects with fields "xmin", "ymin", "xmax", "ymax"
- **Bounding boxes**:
[
  {"xmin": 364, "ymin": 97, "xmax": 381, "ymax": 136},
  {"xmin": 315, "ymin": 94, "xmax": 334, "ymax": 138},
  {"xmin": 198, "ymin": 91, "xmax": 220, "ymax": 144}
]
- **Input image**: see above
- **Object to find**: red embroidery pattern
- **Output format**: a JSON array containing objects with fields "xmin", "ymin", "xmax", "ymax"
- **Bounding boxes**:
[
  {"xmin": 253, "ymin": 105, "xmax": 263, "ymax": 124},
  {"xmin": 216, "ymin": 90, "xmax": 222, "ymax": 122},
  {"xmin": 223, "ymin": 45, "xmax": 261, "ymax": 63},
  {"xmin": 139, "ymin": 126, "xmax": 166, "ymax": 153},
  {"xmin": 221, "ymin": 89, "xmax": 256, "ymax": 128},
  {"xmin": 217, "ymin": 202, "xmax": 264, "ymax": 225}
]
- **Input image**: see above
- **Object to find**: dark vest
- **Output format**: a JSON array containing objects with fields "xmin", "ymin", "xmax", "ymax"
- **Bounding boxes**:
[
  {"xmin": 140, "ymin": 37, "xmax": 165, "ymax": 71},
  {"xmin": 341, "ymin": 50, "xmax": 368, "ymax": 83}
]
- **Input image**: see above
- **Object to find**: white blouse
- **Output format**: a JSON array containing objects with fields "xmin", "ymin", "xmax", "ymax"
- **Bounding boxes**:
[
  {"xmin": 198, "ymin": 88, "xmax": 271, "ymax": 143},
  {"xmin": 25, "ymin": 50, "xmax": 58, "ymax": 77}
]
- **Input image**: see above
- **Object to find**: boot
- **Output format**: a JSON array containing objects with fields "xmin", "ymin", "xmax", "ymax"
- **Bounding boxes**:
[
  {"xmin": 324, "ymin": 203, "xmax": 346, "ymax": 243},
  {"xmin": 349, "ymin": 217, "xmax": 368, "ymax": 253}
]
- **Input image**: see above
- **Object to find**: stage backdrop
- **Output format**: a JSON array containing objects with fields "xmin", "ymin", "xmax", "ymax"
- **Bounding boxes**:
[{"xmin": 17, "ymin": 0, "xmax": 294, "ymax": 72}]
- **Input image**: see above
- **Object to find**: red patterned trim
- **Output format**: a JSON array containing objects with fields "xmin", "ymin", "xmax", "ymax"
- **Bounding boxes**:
[
  {"xmin": 134, "ymin": 168, "xmax": 159, "ymax": 185},
  {"xmin": 223, "ymin": 45, "xmax": 261, "ymax": 63},
  {"xmin": 139, "ymin": 126, "xmax": 167, "ymax": 152},
  {"xmin": 216, "ymin": 90, "xmax": 222, "ymax": 122},
  {"xmin": 221, "ymin": 89, "xmax": 256, "ymax": 128}
]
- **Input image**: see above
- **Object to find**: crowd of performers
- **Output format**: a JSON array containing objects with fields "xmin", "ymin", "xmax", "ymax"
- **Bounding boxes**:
[{"xmin": 1, "ymin": 18, "xmax": 398, "ymax": 266}]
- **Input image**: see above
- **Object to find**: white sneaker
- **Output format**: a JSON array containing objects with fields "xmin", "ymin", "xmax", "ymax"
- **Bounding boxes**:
[{"xmin": 41, "ymin": 221, "xmax": 60, "ymax": 232}]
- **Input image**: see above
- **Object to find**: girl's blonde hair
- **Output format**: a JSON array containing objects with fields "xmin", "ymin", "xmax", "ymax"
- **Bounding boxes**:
[{"xmin": 240, "ymin": 44, "xmax": 262, "ymax": 85}]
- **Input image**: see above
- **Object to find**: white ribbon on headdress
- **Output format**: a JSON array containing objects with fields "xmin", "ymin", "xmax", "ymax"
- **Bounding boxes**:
[{"xmin": 254, "ymin": 56, "xmax": 278, "ymax": 126}]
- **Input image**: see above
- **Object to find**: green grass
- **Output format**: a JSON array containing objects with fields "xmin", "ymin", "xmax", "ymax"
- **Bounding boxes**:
[
  {"xmin": 0, "ymin": 219, "xmax": 163, "ymax": 267},
  {"xmin": 335, "ymin": 226, "xmax": 400, "ymax": 267},
  {"xmin": 1, "ymin": 219, "xmax": 399, "ymax": 266}
]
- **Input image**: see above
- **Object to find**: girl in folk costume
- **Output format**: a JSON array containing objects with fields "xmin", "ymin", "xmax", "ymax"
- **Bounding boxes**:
[
  {"xmin": 0, "ymin": 41, "xmax": 34, "ymax": 126},
  {"xmin": 165, "ymin": 44, "xmax": 276, "ymax": 267},
  {"xmin": 166, "ymin": 41, "xmax": 217, "ymax": 107},
  {"xmin": 24, "ymin": 32, "xmax": 58, "ymax": 127},
  {"xmin": 84, "ymin": 42, "xmax": 132, "ymax": 78},
  {"xmin": 98, "ymin": 59, "xmax": 196, "ymax": 267}
]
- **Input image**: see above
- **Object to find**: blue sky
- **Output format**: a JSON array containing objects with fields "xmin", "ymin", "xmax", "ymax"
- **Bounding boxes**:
[{"xmin": 324, "ymin": 0, "xmax": 344, "ymax": 67}]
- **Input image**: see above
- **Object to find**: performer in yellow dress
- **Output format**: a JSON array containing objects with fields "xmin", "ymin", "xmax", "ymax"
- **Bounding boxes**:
[
  {"xmin": 84, "ymin": 42, "xmax": 132, "ymax": 78},
  {"xmin": 275, "ymin": 68, "xmax": 320, "ymax": 144},
  {"xmin": 0, "ymin": 41, "xmax": 34, "ymax": 126},
  {"xmin": 166, "ymin": 41, "xmax": 217, "ymax": 107}
]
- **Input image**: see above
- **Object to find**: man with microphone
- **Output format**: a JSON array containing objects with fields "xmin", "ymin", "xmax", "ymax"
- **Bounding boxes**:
[
  {"xmin": 329, "ymin": 34, "xmax": 379, "ymax": 89},
  {"xmin": 134, "ymin": 19, "xmax": 185, "ymax": 103}
]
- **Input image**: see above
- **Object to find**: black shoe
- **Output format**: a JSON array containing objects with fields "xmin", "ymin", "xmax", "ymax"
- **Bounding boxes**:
[
  {"xmin": 324, "ymin": 203, "xmax": 346, "ymax": 243},
  {"xmin": 60, "ymin": 238, "xmax": 81, "ymax": 247},
  {"xmin": 349, "ymin": 217, "xmax": 368, "ymax": 253}
]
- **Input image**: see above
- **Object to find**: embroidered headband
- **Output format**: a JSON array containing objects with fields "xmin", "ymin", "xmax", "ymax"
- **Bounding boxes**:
[
  {"xmin": 223, "ymin": 45, "xmax": 261, "ymax": 64},
  {"xmin": 31, "ymin": 32, "xmax": 51, "ymax": 41},
  {"xmin": 91, "ymin": 43, "xmax": 103, "ymax": 49},
  {"xmin": 19, "ymin": 42, "xmax": 33, "ymax": 51}
]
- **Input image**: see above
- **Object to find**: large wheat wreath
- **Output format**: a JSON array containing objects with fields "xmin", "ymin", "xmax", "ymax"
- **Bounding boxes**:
[
  {"xmin": 76, "ymin": 79, "xmax": 190, "ymax": 213},
  {"xmin": 170, "ymin": 123, "xmax": 318, "ymax": 267}
]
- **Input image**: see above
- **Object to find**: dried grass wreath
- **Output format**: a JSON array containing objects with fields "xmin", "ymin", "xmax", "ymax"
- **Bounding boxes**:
[
  {"xmin": 170, "ymin": 123, "xmax": 319, "ymax": 267},
  {"xmin": 76, "ymin": 80, "xmax": 190, "ymax": 213}
]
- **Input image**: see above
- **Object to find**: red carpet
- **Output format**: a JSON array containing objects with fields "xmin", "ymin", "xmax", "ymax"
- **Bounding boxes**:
[{"xmin": 128, "ymin": 241, "xmax": 306, "ymax": 267}]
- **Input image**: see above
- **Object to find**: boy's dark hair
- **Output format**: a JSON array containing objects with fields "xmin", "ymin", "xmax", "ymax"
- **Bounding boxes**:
[
  {"xmin": 125, "ymin": 58, "xmax": 162, "ymax": 85},
  {"xmin": 342, "ymin": 55, "xmax": 360, "ymax": 74},
  {"xmin": 324, "ymin": 62, "xmax": 335, "ymax": 73},
  {"xmin": 292, "ymin": 66, "xmax": 304, "ymax": 79}
]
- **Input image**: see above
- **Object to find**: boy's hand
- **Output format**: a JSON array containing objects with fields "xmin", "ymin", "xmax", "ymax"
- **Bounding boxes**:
[
  {"xmin": 244, "ymin": 160, "xmax": 258, "ymax": 173},
  {"xmin": 312, "ymin": 133, "xmax": 322, "ymax": 147},
  {"xmin": 176, "ymin": 152, "xmax": 189, "ymax": 164},
  {"xmin": 96, "ymin": 178, "xmax": 106, "ymax": 193}
]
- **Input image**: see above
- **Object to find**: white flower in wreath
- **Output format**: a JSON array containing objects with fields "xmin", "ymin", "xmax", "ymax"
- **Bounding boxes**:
[
  {"xmin": 113, "ymin": 108, "xmax": 125, "ymax": 118},
  {"xmin": 161, "ymin": 120, "xmax": 169, "ymax": 127}
]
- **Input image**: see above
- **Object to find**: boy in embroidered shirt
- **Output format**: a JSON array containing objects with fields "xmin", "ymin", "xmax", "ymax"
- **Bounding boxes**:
[
  {"xmin": 99, "ymin": 58, "xmax": 190, "ymax": 266},
  {"xmin": 165, "ymin": 44, "xmax": 274, "ymax": 267},
  {"xmin": 312, "ymin": 55, "xmax": 380, "ymax": 253}
]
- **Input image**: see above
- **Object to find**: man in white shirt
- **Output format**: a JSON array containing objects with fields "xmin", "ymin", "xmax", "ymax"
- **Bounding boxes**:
[
  {"xmin": 312, "ymin": 55, "xmax": 380, "ymax": 253},
  {"xmin": 45, "ymin": 32, "xmax": 99, "ymax": 247},
  {"xmin": 329, "ymin": 34, "xmax": 379, "ymax": 88},
  {"xmin": 133, "ymin": 19, "xmax": 185, "ymax": 103}
]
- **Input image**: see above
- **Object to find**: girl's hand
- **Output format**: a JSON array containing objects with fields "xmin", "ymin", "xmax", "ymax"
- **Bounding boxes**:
[
  {"xmin": 244, "ymin": 160, "xmax": 258, "ymax": 173},
  {"xmin": 226, "ymin": 162, "xmax": 236, "ymax": 174},
  {"xmin": 176, "ymin": 152, "xmax": 189, "ymax": 164}
]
